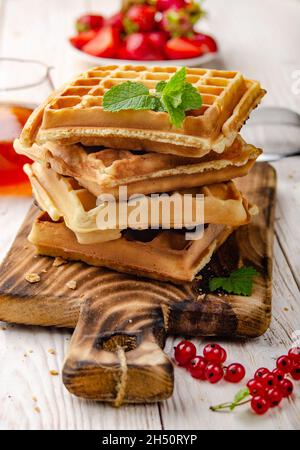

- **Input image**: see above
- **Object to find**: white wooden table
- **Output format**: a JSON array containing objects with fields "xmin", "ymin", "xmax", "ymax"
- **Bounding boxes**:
[{"xmin": 0, "ymin": 0, "xmax": 300, "ymax": 430}]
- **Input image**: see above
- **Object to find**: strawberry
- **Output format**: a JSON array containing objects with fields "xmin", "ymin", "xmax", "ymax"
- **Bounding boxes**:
[
  {"xmin": 105, "ymin": 12, "xmax": 125, "ymax": 30},
  {"xmin": 125, "ymin": 33, "xmax": 164, "ymax": 60},
  {"xmin": 126, "ymin": 5, "xmax": 156, "ymax": 32},
  {"xmin": 191, "ymin": 33, "xmax": 218, "ymax": 53},
  {"xmin": 76, "ymin": 14, "xmax": 104, "ymax": 33},
  {"xmin": 156, "ymin": 0, "xmax": 186, "ymax": 11},
  {"xmin": 165, "ymin": 37, "xmax": 203, "ymax": 59},
  {"xmin": 82, "ymin": 26, "xmax": 120, "ymax": 58},
  {"xmin": 147, "ymin": 31, "xmax": 168, "ymax": 48},
  {"xmin": 69, "ymin": 30, "xmax": 97, "ymax": 50}
]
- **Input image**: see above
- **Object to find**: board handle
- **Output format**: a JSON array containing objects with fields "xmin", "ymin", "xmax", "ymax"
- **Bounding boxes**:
[{"xmin": 62, "ymin": 296, "xmax": 174, "ymax": 405}]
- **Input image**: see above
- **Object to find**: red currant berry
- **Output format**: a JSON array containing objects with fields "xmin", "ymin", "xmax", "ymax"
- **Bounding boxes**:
[
  {"xmin": 203, "ymin": 343, "xmax": 224, "ymax": 363},
  {"xmin": 265, "ymin": 387, "xmax": 283, "ymax": 407},
  {"xmin": 290, "ymin": 363, "xmax": 300, "ymax": 381},
  {"xmin": 272, "ymin": 368, "xmax": 285, "ymax": 383},
  {"xmin": 278, "ymin": 379, "xmax": 294, "ymax": 398},
  {"xmin": 204, "ymin": 363, "xmax": 224, "ymax": 384},
  {"xmin": 247, "ymin": 379, "xmax": 265, "ymax": 396},
  {"xmin": 174, "ymin": 340, "xmax": 196, "ymax": 366},
  {"xmin": 261, "ymin": 372, "xmax": 279, "ymax": 388},
  {"xmin": 254, "ymin": 367, "xmax": 269, "ymax": 380},
  {"xmin": 251, "ymin": 396, "xmax": 270, "ymax": 415},
  {"xmin": 288, "ymin": 347, "xmax": 300, "ymax": 364},
  {"xmin": 188, "ymin": 356, "xmax": 207, "ymax": 380},
  {"xmin": 276, "ymin": 355, "xmax": 292, "ymax": 373},
  {"xmin": 224, "ymin": 363, "xmax": 246, "ymax": 383},
  {"xmin": 219, "ymin": 347, "xmax": 227, "ymax": 363}
]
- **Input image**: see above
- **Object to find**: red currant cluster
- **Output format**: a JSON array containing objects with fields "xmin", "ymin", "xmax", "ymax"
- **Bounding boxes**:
[
  {"xmin": 247, "ymin": 348, "xmax": 300, "ymax": 415},
  {"xmin": 211, "ymin": 346, "xmax": 300, "ymax": 415},
  {"xmin": 174, "ymin": 340, "xmax": 246, "ymax": 384}
]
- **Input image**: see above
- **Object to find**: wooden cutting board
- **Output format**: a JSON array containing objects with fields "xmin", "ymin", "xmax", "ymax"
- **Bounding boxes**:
[{"xmin": 0, "ymin": 162, "xmax": 276, "ymax": 405}]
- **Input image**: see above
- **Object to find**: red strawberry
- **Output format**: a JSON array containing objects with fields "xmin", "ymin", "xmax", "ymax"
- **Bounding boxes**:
[
  {"xmin": 69, "ymin": 30, "xmax": 97, "ymax": 50},
  {"xmin": 156, "ymin": 0, "xmax": 186, "ymax": 11},
  {"xmin": 126, "ymin": 5, "xmax": 156, "ymax": 32},
  {"xmin": 105, "ymin": 12, "xmax": 124, "ymax": 30},
  {"xmin": 191, "ymin": 33, "xmax": 218, "ymax": 53},
  {"xmin": 165, "ymin": 37, "xmax": 203, "ymax": 59},
  {"xmin": 76, "ymin": 14, "xmax": 104, "ymax": 33},
  {"xmin": 82, "ymin": 26, "xmax": 120, "ymax": 58},
  {"xmin": 147, "ymin": 31, "xmax": 168, "ymax": 48},
  {"xmin": 117, "ymin": 44, "xmax": 132, "ymax": 60},
  {"xmin": 125, "ymin": 33, "xmax": 164, "ymax": 60}
]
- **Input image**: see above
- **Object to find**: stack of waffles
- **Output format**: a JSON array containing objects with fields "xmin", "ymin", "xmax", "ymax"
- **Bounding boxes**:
[{"xmin": 14, "ymin": 65, "xmax": 265, "ymax": 284}]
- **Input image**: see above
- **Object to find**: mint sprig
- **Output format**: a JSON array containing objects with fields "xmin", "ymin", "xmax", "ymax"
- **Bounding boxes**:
[
  {"xmin": 102, "ymin": 67, "xmax": 202, "ymax": 128},
  {"xmin": 209, "ymin": 266, "xmax": 259, "ymax": 297}
]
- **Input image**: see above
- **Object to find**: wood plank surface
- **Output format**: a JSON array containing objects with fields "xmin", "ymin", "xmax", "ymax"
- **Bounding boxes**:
[{"xmin": 0, "ymin": 0, "xmax": 300, "ymax": 430}]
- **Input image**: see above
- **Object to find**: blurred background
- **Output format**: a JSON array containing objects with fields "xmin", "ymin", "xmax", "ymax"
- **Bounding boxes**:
[{"xmin": 0, "ymin": 0, "xmax": 299, "ymax": 254}]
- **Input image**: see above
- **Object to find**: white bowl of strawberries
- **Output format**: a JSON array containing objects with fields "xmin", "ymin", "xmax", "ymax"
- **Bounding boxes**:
[{"xmin": 69, "ymin": 0, "xmax": 219, "ymax": 66}]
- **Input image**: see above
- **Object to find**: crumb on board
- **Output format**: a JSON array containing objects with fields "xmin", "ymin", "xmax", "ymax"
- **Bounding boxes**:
[
  {"xmin": 1, "ymin": 326, "xmax": 7, "ymax": 331},
  {"xmin": 25, "ymin": 273, "xmax": 41, "ymax": 283},
  {"xmin": 48, "ymin": 348, "xmax": 56, "ymax": 355},
  {"xmin": 34, "ymin": 406, "xmax": 40, "ymax": 413},
  {"xmin": 50, "ymin": 370, "xmax": 59, "ymax": 376},
  {"xmin": 32, "ymin": 396, "xmax": 37, "ymax": 402},
  {"xmin": 283, "ymin": 307, "xmax": 289, "ymax": 312},
  {"xmin": 41, "ymin": 268, "xmax": 47, "ymax": 273},
  {"xmin": 66, "ymin": 280, "xmax": 77, "ymax": 290},
  {"xmin": 53, "ymin": 257, "xmax": 68, "ymax": 267}
]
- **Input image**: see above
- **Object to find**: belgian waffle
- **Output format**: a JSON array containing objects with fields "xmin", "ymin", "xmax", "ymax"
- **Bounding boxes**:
[
  {"xmin": 15, "ymin": 135, "xmax": 261, "ymax": 198},
  {"xmin": 25, "ymin": 162, "xmax": 256, "ymax": 245},
  {"xmin": 29, "ymin": 212, "xmax": 235, "ymax": 283},
  {"xmin": 19, "ymin": 65, "xmax": 265, "ymax": 157}
]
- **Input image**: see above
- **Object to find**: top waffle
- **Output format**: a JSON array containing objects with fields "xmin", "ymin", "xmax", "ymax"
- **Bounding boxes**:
[{"xmin": 19, "ymin": 65, "xmax": 265, "ymax": 157}]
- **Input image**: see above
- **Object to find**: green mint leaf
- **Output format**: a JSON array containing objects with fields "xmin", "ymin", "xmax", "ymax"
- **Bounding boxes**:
[
  {"xmin": 156, "ymin": 81, "xmax": 167, "ymax": 93},
  {"xmin": 181, "ymin": 83, "xmax": 203, "ymax": 110},
  {"xmin": 209, "ymin": 266, "xmax": 259, "ymax": 296},
  {"xmin": 152, "ymin": 97, "xmax": 167, "ymax": 112},
  {"xmin": 103, "ymin": 82, "xmax": 155, "ymax": 112},
  {"xmin": 163, "ymin": 97, "xmax": 185, "ymax": 129},
  {"xmin": 162, "ymin": 67, "xmax": 186, "ymax": 96},
  {"xmin": 103, "ymin": 67, "xmax": 203, "ymax": 128}
]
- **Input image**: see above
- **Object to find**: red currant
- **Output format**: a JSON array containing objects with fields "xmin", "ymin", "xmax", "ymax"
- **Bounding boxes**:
[
  {"xmin": 219, "ymin": 347, "xmax": 227, "ymax": 363},
  {"xmin": 203, "ymin": 343, "xmax": 225, "ymax": 364},
  {"xmin": 247, "ymin": 379, "xmax": 265, "ymax": 396},
  {"xmin": 278, "ymin": 379, "xmax": 294, "ymax": 398},
  {"xmin": 265, "ymin": 387, "xmax": 283, "ymax": 407},
  {"xmin": 272, "ymin": 368, "xmax": 285, "ymax": 383},
  {"xmin": 288, "ymin": 347, "xmax": 300, "ymax": 364},
  {"xmin": 188, "ymin": 356, "xmax": 207, "ymax": 380},
  {"xmin": 224, "ymin": 363, "xmax": 246, "ymax": 383},
  {"xmin": 276, "ymin": 355, "xmax": 292, "ymax": 373},
  {"xmin": 261, "ymin": 372, "xmax": 278, "ymax": 388},
  {"xmin": 251, "ymin": 395, "xmax": 270, "ymax": 415},
  {"xmin": 174, "ymin": 340, "xmax": 196, "ymax": 366},
  {"xmin": 254, "ymin": 367, "xmax": 269, "ymax": 380},
  {"xmin": 204, "ymin": 363, "xmax": 224, "ymax": 384},
  {"xmin": 290, "ymin": 363, "xmax": 300, "ymax": 381}
]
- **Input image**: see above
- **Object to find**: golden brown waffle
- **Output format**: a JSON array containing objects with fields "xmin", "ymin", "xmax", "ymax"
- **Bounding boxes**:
[
  {"xmin": 15, "ymin": 135, "xmax": 261, "ymax": 198},
  {"xmin": 19, "ymin": 65, "xmax": 265, "ymax": 157},
  {"xmin": 25, "ymin": 162, "xmax": 256, "ymax": 245},
  {"xmin": 29, "ymin": 212, "xmax": 235, "ymax": 283}
]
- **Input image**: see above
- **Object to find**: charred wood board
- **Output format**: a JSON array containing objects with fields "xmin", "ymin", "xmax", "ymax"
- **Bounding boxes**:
[{"xmin": 0, "ymin": 163, "xmax": 276, "ymax": 404}]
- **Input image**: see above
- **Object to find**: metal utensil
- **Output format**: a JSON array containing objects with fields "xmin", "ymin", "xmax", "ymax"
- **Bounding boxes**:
[{"xmin": 245, "ymin": 106, "xmax": 300, "ymax": 162}]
